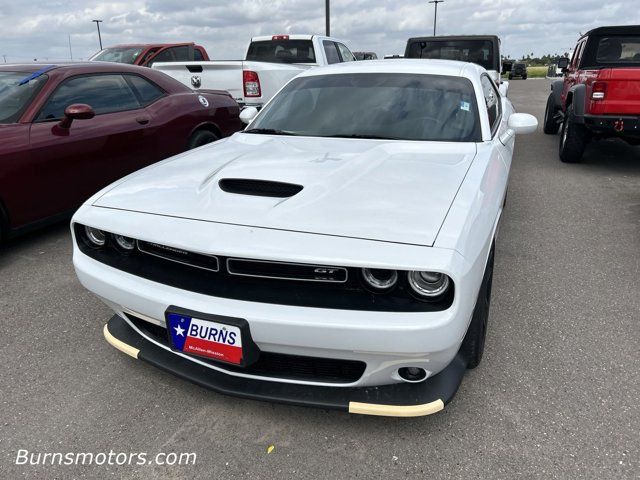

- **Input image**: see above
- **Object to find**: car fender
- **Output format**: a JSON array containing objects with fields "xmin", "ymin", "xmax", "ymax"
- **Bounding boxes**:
[
  {"xmin": 566, "ymin": 84, "xmax": 587, "ymax": 120},
  {"xmin": 550, "ymin": 79, "xmax": 564, "ymax": 108}
]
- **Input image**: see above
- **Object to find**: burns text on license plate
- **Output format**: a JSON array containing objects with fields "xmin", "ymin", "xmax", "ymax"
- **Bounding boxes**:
[{"xmin": 167, "ymin": 313, "xmax": 243, "ymax": 364}]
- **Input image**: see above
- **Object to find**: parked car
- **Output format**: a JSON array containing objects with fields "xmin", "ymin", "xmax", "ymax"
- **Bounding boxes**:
[
  {"xmin": 404, "ymin": 35, "xmax": 508, "ymax": 90},
  {"xmin": 354, "ymin": 52, "xmax": 378, "ymax": 60},
  {"xmin": 509, "ymin": 62, "xmax": 527, "ymax": 79},
  {"xmin": 72, "ymin": 59, "xmax": 537, "ymax": 417},
  {"xmin": 0, "ymin": 62, "xmax": 241, "ymax": 241},
  {"xmin": 152, "ymin": 34, "xmax": 356, "ymax": 108},
  {"xmin": 543, "ymin": 25, "xmax": 640, "ymax": 162},
  {"xmin": 383, "ymin": 54, "xmax": 404, "ymax": 59},
  {"xmin": 90, "ymin": 43, "xmax": 210, "ymax": 67}
]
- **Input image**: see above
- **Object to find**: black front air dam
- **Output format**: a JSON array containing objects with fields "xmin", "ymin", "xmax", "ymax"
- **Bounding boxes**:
[{"xmin": 105, "ymin": 314, "xmax": 467, "ymax": 417}]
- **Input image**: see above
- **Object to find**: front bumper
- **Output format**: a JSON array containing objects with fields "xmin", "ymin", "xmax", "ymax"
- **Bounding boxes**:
[{"xmin": 105, "ymin": 314, "xmax": 466, "ymax": 417}]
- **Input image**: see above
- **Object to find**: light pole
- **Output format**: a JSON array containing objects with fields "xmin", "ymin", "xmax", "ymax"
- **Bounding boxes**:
[
  {"xmin": 325, "ymin": 0, "xmax": 330, "ymax": 37},
  {"xmin": 428, "ymin": 0, "xmax": 444, "ymax": 36},
  {"xmin": 92, "ymin": 19, "xmax": 103, "ymax": 50}
]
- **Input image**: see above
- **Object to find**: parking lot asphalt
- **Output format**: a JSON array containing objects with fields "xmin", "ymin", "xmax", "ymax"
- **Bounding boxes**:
[{"xmin": 1, "ymin": 79, "xmax": 638, "ymax": 480}]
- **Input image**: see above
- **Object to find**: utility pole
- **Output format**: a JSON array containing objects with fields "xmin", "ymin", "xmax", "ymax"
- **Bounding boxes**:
[
  {"xmin": 92, "ymin": 19, "xmax": 103, "ymax": 50},
  {"xmin": 2, "ymin": 55, "xmax": 6, "ymax": 63},
  {"xmin": 428, "ymin": 0, "xmax": 444, "ymax": 36},
  {"xmin": 325, "ymin": 0, "xmax": 330, "ymax": 37},
  {"xmin": 68, "ymin": 34, "xmax": 73, "ymax": 60}
]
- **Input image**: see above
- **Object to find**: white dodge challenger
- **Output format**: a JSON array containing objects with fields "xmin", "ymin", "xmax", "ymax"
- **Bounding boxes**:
[{"xmin": 72, "ymin": 60, "xmax": 537, "ymax": 417}]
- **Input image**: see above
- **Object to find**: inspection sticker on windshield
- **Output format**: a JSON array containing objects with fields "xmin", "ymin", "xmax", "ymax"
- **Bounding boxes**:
[{"xmin": 460, "ymin": 101, "xmax": 470, "ymax": 111}]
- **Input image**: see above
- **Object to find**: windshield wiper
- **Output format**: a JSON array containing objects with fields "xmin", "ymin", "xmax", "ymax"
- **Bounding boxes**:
[
  {"xmin": 323, "ymin": 133, "xmax": 404, "ymax": 140},
  {"xmin": 244, "ymin": 128, "xmax": 298, "ymax": 136}
]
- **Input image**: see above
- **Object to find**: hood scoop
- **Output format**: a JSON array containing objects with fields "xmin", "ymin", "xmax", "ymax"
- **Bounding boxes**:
[{"xmin": 218, "ymin": 178, "xmax": 303, "ymax": 198}]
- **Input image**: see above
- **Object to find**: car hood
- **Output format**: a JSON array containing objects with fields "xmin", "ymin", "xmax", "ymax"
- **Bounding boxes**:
[{"xmin": 94, "ymin": 134, "xmax": 476, "ymax": 246}]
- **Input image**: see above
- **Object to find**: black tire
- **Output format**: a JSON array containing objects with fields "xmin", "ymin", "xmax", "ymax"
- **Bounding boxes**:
[
  {"xmin": 559, "ymin": 104, "xmax": 588, "ymax": 163},
  {"xmin": 508, "ymin": 74, "xmax": 513, "ymax": 80},
  {"xmin": 522, "ymin": 75, "xmax": 527, "ymax": 80},
  {"xmin": 543, "ymin": 93, "xmax": 560, "ymax": 134},
  {"xmin": 186, "ymin": 130, "xmax": 219, "ymax": 150},
  {"xmin": 460, "ymin": 244, "xmax": 494, "ymax": 369}
]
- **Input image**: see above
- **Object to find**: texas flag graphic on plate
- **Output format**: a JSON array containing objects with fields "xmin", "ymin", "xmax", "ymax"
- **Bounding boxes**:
[{"xmin": 167, "ymin": 313, "xmax": 243, "ymax": 364}]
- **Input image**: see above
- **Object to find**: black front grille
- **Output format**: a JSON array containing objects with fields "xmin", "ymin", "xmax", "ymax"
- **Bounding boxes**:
[
  {"xmin": 127, "ymin": 315, "xmax": 365, "ymax": 383},
  {"xmin": 218, "ymin": 178, "xmax": 303, "ymax": 198},
  {"xmin": 75, "ymin": 224, "xmax": 454, "ymax": 312},
  {"xmin": 227, "ymin": 258, "xmax": 348, "ymax": 283}
]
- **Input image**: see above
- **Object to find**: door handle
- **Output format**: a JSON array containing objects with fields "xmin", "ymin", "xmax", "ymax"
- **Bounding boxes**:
[{"xmin": 136, "ymin": 116, "xmax": 150, "ymax": 125}]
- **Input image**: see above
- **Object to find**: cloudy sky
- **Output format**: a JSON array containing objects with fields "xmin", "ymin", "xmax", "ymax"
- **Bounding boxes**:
[{"xmin": 0, "ymin": 0, "xmax": 635, "ymax": 62}]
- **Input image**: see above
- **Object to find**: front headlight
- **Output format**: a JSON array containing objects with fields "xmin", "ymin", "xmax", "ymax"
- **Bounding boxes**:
[
  {"xmin": 84, "ymin": 226, "xmax": 106, "ymax": 247},
  {"xmin": 407, "ymin": 271, "xmax": 450, "ymax": 298},
  {"xmin": 361, "ymin": 268, "xmax": 398, "ymax": 291},
  {"xmin": 113, "ymin": 234, "xmax": 135, "ymax": 251}
]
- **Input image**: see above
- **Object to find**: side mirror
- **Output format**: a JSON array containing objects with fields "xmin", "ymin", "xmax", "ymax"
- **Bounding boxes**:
[
  {"xmin": 58, "ymin": 104, "xmax": 95, "ymax": 129},
  {"xmin": 557, "ymin": 57, "xmax": 570, "ymax": 72},
  {"xmin": 499, "ymin": 113, "xmax": 538, "ymax": 145},
  {"xmin": 239, "ymin": 106, "xmax": 259, "ymax": 125},
  {"xmin": 508, "ymin": 113, "xmax": 538, "ymax": 134}
]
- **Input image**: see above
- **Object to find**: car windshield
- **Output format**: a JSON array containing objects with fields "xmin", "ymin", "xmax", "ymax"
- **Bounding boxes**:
[
  {"xmin": 90, "ymin": 47, "xmax": 145, "ymax": 64},
  {"xmin": 406, "ymin": 40, "xmax": 496, "ymax": 71},
  {"xmin": 595, "ymin": 35, "xmax": 640, "ymax": 64},
  {"xmin": 0, "ymin": 71, "xmax": 48, "ymax": 123},
  {"xmin": 246, "ymin": 40, "xmax": 316, "ymax": 64},
  {"xmin": 246, "ymin": 73, "xmax": 481, "ymax": 142}
]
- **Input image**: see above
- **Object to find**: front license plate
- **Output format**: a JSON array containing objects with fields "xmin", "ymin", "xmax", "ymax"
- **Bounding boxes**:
[{"xmin": 167, "ymin": 312, "xmax": 244, "ymax": 365}]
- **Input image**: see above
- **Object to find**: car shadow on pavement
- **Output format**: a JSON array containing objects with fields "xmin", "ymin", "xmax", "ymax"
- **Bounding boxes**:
[
  {"xmin": 581, "ymin": 138, "xmax": 640, "ymax": 173},
  {"xmin": 0, "ymin": 220, "xmax": 70, "ymax": 265}
]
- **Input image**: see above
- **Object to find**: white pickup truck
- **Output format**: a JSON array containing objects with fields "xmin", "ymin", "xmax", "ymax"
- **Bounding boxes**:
[{"xmin": 152, "ymin": 34, "xmax": 356, "ymax": 108}]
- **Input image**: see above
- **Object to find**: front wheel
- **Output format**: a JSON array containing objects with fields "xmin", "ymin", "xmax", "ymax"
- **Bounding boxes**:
[
  {"xmin": 460, "ymin": 244, "xmax": 494, "ymax": 369},
  {"xmin": 522, "ymin": 75, "xmax": 527, "ymax": 80},
  {"xmin": 186, "ymin": 130, "xmax": 219, "ymax": 150},
  {"xmin": 543, "ymin": 93, "xmax": 560, "ymax": 134},
  {"xmin": 559, "ymin": 105, "xmax": 588, "ymax": 163}
]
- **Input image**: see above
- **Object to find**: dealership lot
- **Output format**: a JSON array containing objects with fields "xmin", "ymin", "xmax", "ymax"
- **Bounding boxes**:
[{"xmin": 1, "ymin": 79, "xmax": 638, "ymax": 478}]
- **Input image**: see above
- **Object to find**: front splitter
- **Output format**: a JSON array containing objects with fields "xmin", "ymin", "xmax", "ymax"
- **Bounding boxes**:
[{"xmin": 104, "ymin": 314, "xmax": 467, "ymax": 417}]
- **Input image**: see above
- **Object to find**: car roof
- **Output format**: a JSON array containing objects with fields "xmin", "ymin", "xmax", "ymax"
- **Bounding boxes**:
[
  {"xmin": 583, "ymin": 25, "xmax": 640, "ymax": 38},
  {"xmin": 407, "ymin": 35, "xmax": 500, "ymax": 43},
  {"xmin": 102, "ymin": 43, "xmax": 196, "ymax": 49},
  {"xmin": 296, "ymin": 59, "xmax": 486, "ymax": 80},
  {"xmin": 0, "ymin": 62, "xmax": 155, "ymax": 75}
]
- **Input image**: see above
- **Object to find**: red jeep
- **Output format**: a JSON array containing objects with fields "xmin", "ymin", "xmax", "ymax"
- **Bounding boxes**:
[{"xmin": 543, "ymin": 25, "xmax": 640, "ymax": 162}]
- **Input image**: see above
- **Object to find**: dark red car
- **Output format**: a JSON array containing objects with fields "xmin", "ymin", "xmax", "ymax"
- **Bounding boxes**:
[
  {"xmin": 89, "ymin": 43, "xmax": 210, "ymax": 67},
  {"xmin": 0, "ymin": 62, "xmax": 241, "ymax": 240}
]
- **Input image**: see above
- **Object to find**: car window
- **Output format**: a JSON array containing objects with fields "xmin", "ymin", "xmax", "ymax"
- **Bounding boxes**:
[
  {"xmin": 194, "ymin": 49, "xmax": 204, "ymax": 61},
  {"xmin": 323, "ymin": 41, "xmax": 341, "ymax": 64},
  {"xmin": 0, "ymin": 72, "xmax": 48, "ymax": 124},
  {"xmin": 125, "ymin": 75, "xmax": 165, "ymax": 105},
  {"xmin": 406, "ymin": 39, "xmax": 496, "ymax": 71},
  {"xmin": 596, "ymin": 35, "xmax": 640, "ymax": 64},
  {"xmin": 336, "ymin": 43, "xmax": 355, "ymax": 62},
  {"xmin": 480, "ymin": 74, "xmax": 501, "ymax": 134},
  {"xmin": 37, "ymin": 74, "xmax": 140, "ymax": 121},
  {"xmin": 246, "ymin": 40, "xmax": 316, "ymax": 64},
  {"xmin": 572, "ymin": 41, "xmax": 585, "ymax": 68},
  {"xmin": 90, "ymin": 47, "xmax": 145, "ymax": 64},
  {"xmin": 248, "ymin": 73, "xmax": 481, "ymax": 142},
  {"xmin": 148, "ymin": 46, "xmax": 191, "ymax": 65}
]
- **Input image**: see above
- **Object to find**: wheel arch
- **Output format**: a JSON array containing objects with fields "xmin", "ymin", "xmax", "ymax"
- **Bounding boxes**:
[{"xmin": 188, "ymin": 121, "xmax": 222, "ymax": 140}]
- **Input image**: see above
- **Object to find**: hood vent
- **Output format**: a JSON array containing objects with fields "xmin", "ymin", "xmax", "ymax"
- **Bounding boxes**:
[{"xmin": 218, "ymin": 178, "xmax": 303, "ymax": 198}]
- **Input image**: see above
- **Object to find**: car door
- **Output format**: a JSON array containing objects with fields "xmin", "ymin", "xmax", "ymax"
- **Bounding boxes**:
[
  {"xmin": 562, "ymin": 39, "xmax": 586, "ymax": 106},
  {"xmin": 26, "ymin": 73, "xmax": 155, "ymax": 223},
  {"xmin": 480, "ymin": 74, "xmax": 512, "ymax": 201}
]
